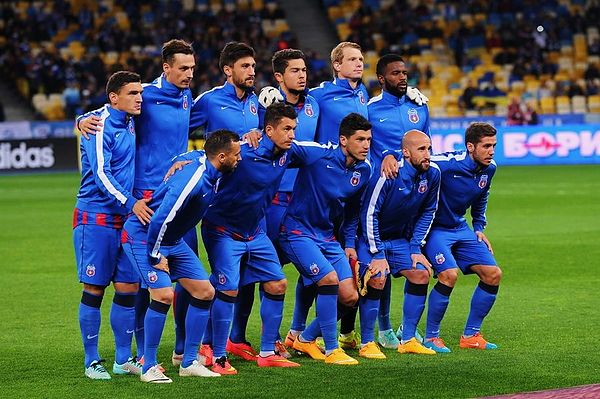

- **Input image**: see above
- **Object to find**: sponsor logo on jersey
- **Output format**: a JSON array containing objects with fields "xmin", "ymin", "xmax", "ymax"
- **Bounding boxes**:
[
  {"xmin": 408, "ymin": 108, "xmax": 419, "ymax": 123},
  {"xmin": 249, "ymin": 100, "xmax": 257, "ymax": 115},
  {"xmin": 183, "ymin": 94, "xmax": 189, "ymax": 110},
  {"xmin": 435, "ymin": 253, "xmax": 445, "ymax": 265},
  {"xmin": 279, "ymin": 152, "xmax": 287, "ymax": 166},
  {"xmin": 358, "ymin": 91, "xmax": 366, "ymax": 105},
  {"xmin": 350, "ymin": 171, "xmax": 361, "ymax": 186},
  {"xmin": 478, "ymin": 174, "xmax": 488, "ymax": 189},
  {"xmin": 148, "ymin": 271, "xmax": 158, "ymax": 283},
  {"xmin": 310, "ymin": 263, "xmax": 319, "ymax": 275},
  {"xmin": 304, "ymin": 103, "xmax": 314, "ymax": 117},
  {"xmin": 418, "ymin": 179, "xmax": 428, "ymax": 193},
  {"xmin": 218, "ymin": 273, "xmax": 227, "ymax": 285},
  {"xmin": 86, "ymin": 264, "xmax": 96, "ymax": 277}
]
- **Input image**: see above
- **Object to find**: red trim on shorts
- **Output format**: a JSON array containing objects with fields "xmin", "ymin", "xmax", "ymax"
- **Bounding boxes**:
[{"xmin": 96, "ymin": 213, "xmax": 107, "ymax": 226}]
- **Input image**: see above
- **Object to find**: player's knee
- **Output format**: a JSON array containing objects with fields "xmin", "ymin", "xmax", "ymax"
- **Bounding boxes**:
[
  {"xmin": 481, "ymin": 266, "xmax": 502, "ymax": 286},
  {"xmin": 407, "ymin": 270, "xmax": 430, "ymax": 285},
  {"xmin": 151, "ymin": 288, "xmax": 174, "ymax": 305},
  {"xmin": 193, "ymin": 281, "xmax": 215, "ymax": 301},
  {"xmin": 367, "ymin": 276, "xmax": 386, "ymax": 290},
  {"xmin": 318, "ymin": 271, "xmax": 339, "ymax": 286},
  {"xmin": 438, "ymin": 269, "xmax": 458, "ymax": 287},
  {"xmin": 339, "ymin": 289, "xmax": 358, "ymax": 307},
  {"xmin": 83, "ymin": 283, "xmax": 105, "ymax": 297},
  {"xmin": 262, "ymin": 279, "xmax": 287, "ymax": 295}
]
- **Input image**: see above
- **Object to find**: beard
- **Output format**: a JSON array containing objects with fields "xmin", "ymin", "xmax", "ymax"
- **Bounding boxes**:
[{"xmin": 385, "ymin": 80, "xmax": 407, "ymax": 98}]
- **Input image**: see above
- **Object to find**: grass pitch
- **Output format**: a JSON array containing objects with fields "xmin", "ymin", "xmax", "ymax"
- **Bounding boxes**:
[{"xmin": 1, "ymin": 165, "xmax": 599, "ymax": 398}]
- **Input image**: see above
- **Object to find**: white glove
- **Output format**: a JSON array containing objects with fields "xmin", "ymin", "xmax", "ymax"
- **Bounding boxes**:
[
  {"xmin": 258, "ymin": 86, "xmax": 284, "ymax": 108},
  {"xmin": 406, "ymin": 86, "xmax": 429, "ymax": 106}
]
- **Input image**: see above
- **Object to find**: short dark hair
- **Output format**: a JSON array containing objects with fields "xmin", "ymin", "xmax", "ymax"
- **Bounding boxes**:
[
  {"xmin": 339, "ymin": 113, "xmax": 371, "ymax": 138},
  {"xmin": 272, "ymin": 49, "xmax": 307, "ymax": 75},
  {"xmin": 264, "ymin": 103, "xmax": 297, "ymax": 129},
  {"xmin": 162, "ymin": 39, "xmax": 194, "ymax": 65},
  {"xmin": 376, "ymin": 53, "xmax": 405, "ymax": 77},
  {"xmin": 219, "ymin": 42, "xmax": 255, "ymax": 71},
  {"xmin": 105, "ymin": 71, "xmax": 141, "ymax": 97},
  {"xmin": 204, "ymin": 129, "xmax": 240, "ymax": 157},
  {"xmin": 465, "ymin": 122, "xmax": 497, "ymax": 145}
]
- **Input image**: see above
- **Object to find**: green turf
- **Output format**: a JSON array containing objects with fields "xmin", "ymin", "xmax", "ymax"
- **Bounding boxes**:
[{"xmin": 1, "ymin": 165, "xmax": 599, "ymax": 398}]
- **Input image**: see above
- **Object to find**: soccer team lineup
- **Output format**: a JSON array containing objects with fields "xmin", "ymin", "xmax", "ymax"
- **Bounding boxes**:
[{"xmin": 73, "ymin": 39, "xmax": 502, "ymax": 383}]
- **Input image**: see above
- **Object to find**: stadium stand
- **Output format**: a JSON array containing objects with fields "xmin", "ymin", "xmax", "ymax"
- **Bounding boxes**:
[
  {"xmin": 0, "ymin": 0, "xmax": 331, "ymax": 120},
  {"xmin": 322, "ymin": 0, "xmax": 600, "ymax": 118}
]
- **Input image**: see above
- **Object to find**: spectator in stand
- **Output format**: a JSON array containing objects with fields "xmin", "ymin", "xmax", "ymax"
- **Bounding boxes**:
[{"xmin": 459, "ymin": 80, "xmax": 477, "ymax": 111}]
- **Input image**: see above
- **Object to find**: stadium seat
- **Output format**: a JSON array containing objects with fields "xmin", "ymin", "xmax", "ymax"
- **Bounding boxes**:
[
  {"xmin": 572, "ymin": 95, "xmax": 587, "ymax": 113},
  {"xmin": 540, "ymin": 97, "xmax": 556, "ymax": 114},
  {"xmin": 588, "ymin": 95, "xmax": 600, "ymax": 113}
]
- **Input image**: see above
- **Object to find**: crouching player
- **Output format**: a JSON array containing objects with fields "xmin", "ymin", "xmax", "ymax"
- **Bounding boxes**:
[
  {"xmin": 353, "ymin": 130, "xmax": 440, "ymax": 358},
  {"xmin": 122, "ymin": 130, "xmax": 241, "ymax": 383},
  {"xmin": 74, "ymin": 71, "xmax": 153, "ymax": 380}
]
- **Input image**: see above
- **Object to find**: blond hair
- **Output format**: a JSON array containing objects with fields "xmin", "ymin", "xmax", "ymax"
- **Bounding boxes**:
[{"xmin": 330, "ymin": 42, "xmax": 362, "ymax": 77}]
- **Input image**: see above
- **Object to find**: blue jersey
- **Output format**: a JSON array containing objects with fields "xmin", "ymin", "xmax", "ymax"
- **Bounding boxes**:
[
  {"xmin": 310, "ymin": 78, "xmax": 369, "ymax": 144},
  {"xmin": 367, "ymin": 90, "xmax": 431, "ymax": 166},
  {"xmin": 190, "ymin": 81, "xmax": 259, "ymax": 137},
  {"xmin": 282, "ymin": 146, "xmax": 372, "ymax": 241},
  {"xmin": 134, "ymin": 74, "xmax": 193, "ymax": 191},
  {"xmin": 430, "ymin": 151, "xmax": 497, "ymax": 232},
  {"xmin": 200, "ymin": 137, "xmax": 330, "ymax": 238},
  {"xmin": 258, "ymin": 88, "xmax": 320, "ymax": 193},
  {"xmin": 123, "ymin": 153, "xmax": 222, "ymax": 265},
  {"xmin": 359, "ymin": 158, "xmax": 440, "ymax": 257},
  {"xmin": 76, "ymin": 104, "xmax": 136, "ymax": 215}
]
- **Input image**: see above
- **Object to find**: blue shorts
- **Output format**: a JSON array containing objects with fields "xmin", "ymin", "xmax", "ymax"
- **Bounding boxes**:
[
  {"xmin": 279, "ymin": 232, "xmax": 352, "ymax": 286},
  {"xmin": 122, "ymin": 239, "xmax": 208, "ymax": 290},
  {"xmin": 73, "ymin": 224, "xmax": 138, "ymax": 286},
  {"xmin": 201, "ymin": 225, "xmax": 286, "ymax": 291},
  {"xmin": 356, "ymin": 236, "xmax": 427, "ymax": 278},
  {"xmin": 424, "ymin": 225, "xmax": 497, "ymax": 275}
]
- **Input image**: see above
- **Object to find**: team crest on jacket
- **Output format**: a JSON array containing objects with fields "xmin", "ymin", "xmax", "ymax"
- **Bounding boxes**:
[
  {"xmin": 304, "ymin": 103, "xmax": 314, "ymax": 117},
  {"xmin": 478, "ymin": 174, "xmax": 488, "ymax": 189},
  {"xmin": 183, "ymin": 94, "xmax": 189, "ymax": 109},
  {"xmin": 128, "ymin": 122, "xmax": 135, "ymax": 135},
  {"xmin": 249, "ymin": 100, "xmax": 257, "ymax": 115},
  {"xmin": 358, "ymin": 90, "xmax": 366, "ymax": 105},
  {"xmin": 86, "ymin": 264, "xmax": 96, "ymax": 277},
  {"xmin": 218, "ymin": 273, "xmax": 227, "ymax": 285},
  {"xmin": 418, "ymin": 179, "xmax": 428, "ymax": 193},
  {"xmin": 310, "ymin": 263, "xmax": 320, "ymax": 275},
  {"xmin": 350, "ymin": 171, "xmax": 361, "ymax": 186},
  {"xmin": 279, "ymin": 153, "xmax": 287, "ymax": 166},
  {"xmin": 148, "ymin": 271, "xmax": 158, "ymax": 283},
  {"xmin": 435, "ymin": 253, "xmax": 445, "ymax": 265},
  {"xmin": 408, "ymin": 108, "xmax": 419, "ymax": 123}
]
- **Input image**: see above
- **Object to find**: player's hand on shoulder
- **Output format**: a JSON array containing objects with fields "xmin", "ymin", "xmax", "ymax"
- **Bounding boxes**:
[
  {"xmin": 406, "ymin": 87, "xmax": 429, "ymax": 106},
  {"xmin": 258, "ymin": 86, "xmax": 284, "ymax": 108},
  {"xmin": 381, "ymin": 154, "xmax": 399, "ymax": 179},
  {"xmin": 132, "ymin": 198, "xmax": 154, "ymax": 225},
  {"xmin": 78, "ymin": 115, "xmax": 103, "ymax": 140},
  {"xmin": 475, "ymin": 231, "xmax": 494, "ymax": 254},
  {"xmin": 164, "ymin": 160, "xmax": 192, "ymax": 182},
  {"xmin": 243, "ymin": 129, "xmax": 262, "ymax": 148}
]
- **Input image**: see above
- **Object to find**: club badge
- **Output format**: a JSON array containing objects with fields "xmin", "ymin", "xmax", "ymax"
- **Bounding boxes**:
[
  {"xmin": 310, "ymin": 263, "xmax": 320, "ymax": 275},
  {"xmin": 183, "ymin": 94, "xmax": 188, "ymax": 109},
  {"xmin": 148, "ymin": 271, "xmax": 158, "ymax": 283},
  {"xmin": 279, "ymin": 153, "xmax": 287, "ymax": 166},
  {"xmin": 358, "ymin": 90, "xmax": 366, "ymax": 105},
  {"xmin": 249, "ymin": 100, "xmax": 257, "ymax": 115},
  {"xmin": 86, "ymin": 264, "xmax": 96, "ymax": 277},
  {"xmin": 304, "ymin": 103, "xmax": 314, "ymax": 117},
  {"xmin": 478, "ymin": 174, "xmax": 488, "ymax": 189},
  {"xmin": 418, "ymin": 179, "xmax": 428, "ymax": 193},
  {"xmin": 408, "ymin": 108, "xmax": 419, "ymax": 123},
  {"xmin": 435, "ymin": 253, "xmax": 445, "ymax": 265},
  {"xmin": 218, "ymin": 273, "xmax": 227, "ymax": 285},
  {"xmin": 350, "ymin": 171, "xmax": 361, "ymax": 186}
]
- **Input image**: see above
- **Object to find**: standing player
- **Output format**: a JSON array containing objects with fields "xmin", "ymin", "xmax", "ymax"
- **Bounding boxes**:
[
  {"xmin": 280, "ymin": 113, "xmax": 372, "ymax": 365},
  {"xmin": 122, "ymin": 130, "xmax": 241, "ymax": 383},
  {"xmin": 367, "ymin": 54, "xmax": 431, "ymax": 349},
  {"xmin": 78, "ymin": 39, "xmax": 200, "ymax": 367},
  {"xmin": 353, "ymin": 130, "xmax": 440, "ymax": 359},
  {"xmin": 423, "ymin": 123, "xmax": 502, "ymax": 353},
  {"xmin": 257, "ymin": 49, "xmax": 320, "ymax": 355},
  {"xmin": 73, "ymin": 71, "xmax": 151, "ymax": 379}
]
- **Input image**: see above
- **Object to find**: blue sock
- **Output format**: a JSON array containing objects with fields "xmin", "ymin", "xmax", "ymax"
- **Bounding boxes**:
[
  {"xmin": 174, "ymin": 283, "xmax": 190, "ymax": 355},
  {"xmin": 426, "ymin": 282, "xmax": 453, "ymax": 339},
  {"xmin": 310, "ymin": 285, "xmax": 339, "ymax": 351},
  {"xmin": 260, "ymin": 288, "xmax": 285, "ymax": 352},
  {"xmin": 79, "ymin": 291, "xmax": 103, "ymax": 367},
  {"xmin": 401, "ymin": 281, "xmax": 428, "ymax": 341},
  {"xmin": 464, "ymin": 281, "xmax": 499, "ymax": 336},
  {"xmin": 134, "ymin": 288, "xmax": 149, "ymax": 359},
  {"xmin": 182, "ymin": 297, "xmax": 212, "ymax": 368},
  {"xmin": 229, "ymin": 283, "xmax": 255, "ymax": 343},
  {"xmin": 110, "ymin": 292, "xmax": 136, "ymax": 364},
  {"xmin": 143, "ymin": 300, "xmax": 170, "ymax": 373},
  {"xmin": 211, "ymin": 291, "xmax": 236, "ymax": 358},
  {"xmin": 378, "ymin": 277, "xmax": 393, "ymax": 331},
  {"xmin": 359, "ymin": 287, "xmax": 383, "ymax": 344},
  {"xmin": 290, "ymin": 277, "xmax": 316, "ymax": 332},
  {"xmin": 203, "ymin": 317, "xmax": 213, "ymax": 346}
]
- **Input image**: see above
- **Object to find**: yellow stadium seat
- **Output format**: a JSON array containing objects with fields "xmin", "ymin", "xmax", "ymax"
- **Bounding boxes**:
[
  {"xmin": 588, "ymin": 95, "xmax": 600, "ymax": 113},
  {"xmin": 540, "ymin": 97, "xmax": 556, "ymax": 114}
]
